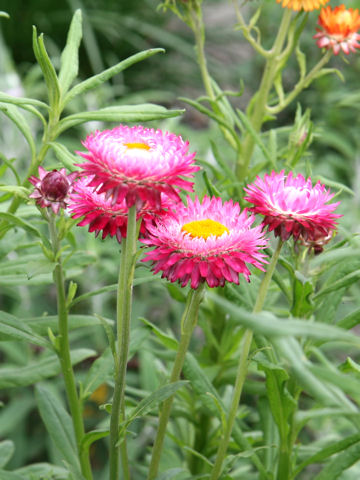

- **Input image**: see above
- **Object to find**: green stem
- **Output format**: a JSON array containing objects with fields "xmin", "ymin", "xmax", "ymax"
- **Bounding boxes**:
[
  {"xmin": 147, "ymin": 285, "xmax": 205, "ymax": 480},
  {"xmin": 268, "ymin": 50, "xmax": 332, "ymax": 115},
  {"xmin": 48, "ymin": 212, "xmax": 93, "ymax": 480},
  {"xmin": 231, "ymin": 0, "xmax": 271, "ymax": 58},
  {"xmin": 2, "ymin": 113, "xmax": 58, "ymax": 239},
  {"xmin": 238, "ymin": 9, "xmax": 292, "ymax": 179},
  {"xmin": 191, "ymin": 9, "xmax": 238, "ymax": 151},
  {"xmin": 209, "ymin": 238, "xmax": 284, "ymax": 480},
  {"xmin": 109, "ymin": 205, "xmax": 138, "ymax": 480}
]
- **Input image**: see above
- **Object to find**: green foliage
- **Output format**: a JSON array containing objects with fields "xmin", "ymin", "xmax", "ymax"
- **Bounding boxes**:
[{"xmin": 0, "ymin": 1, "xmax": 360, "ymax": 479}]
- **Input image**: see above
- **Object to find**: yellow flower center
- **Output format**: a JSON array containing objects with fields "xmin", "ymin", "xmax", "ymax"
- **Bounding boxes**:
[
  {"xmin": 124, "ymin": 142, "xmax": 150, "ymax": 150},
  {"xmin": 181, "ymin": 219, "xmax": 229, "ymax": 240}
]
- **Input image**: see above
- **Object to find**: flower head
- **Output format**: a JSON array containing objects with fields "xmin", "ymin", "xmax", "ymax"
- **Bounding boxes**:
[
  {"xmin": 314, "ymin": 5, "xmax": 360, "ymax": 55},
  {"xmin": 141, "ymin": 196, "xmax": 268, "ymax": 289},
  {"xmin": 76, "ymin": 125, "xmax": 199, "ymax": 209},
  {"xmin": 277, "ymin": 0, "xmax": 329, "ymax": 12},
  {"xmin": 244, "ymin": 170, "xmax": 341, "ymax": 244},
  {"xmin": 68, "ymin": 177, "xmax": 174, "ymax": 243},
  {"xmin": 29, "ymin": 166, "xmax": 78, "ymax": 214}
]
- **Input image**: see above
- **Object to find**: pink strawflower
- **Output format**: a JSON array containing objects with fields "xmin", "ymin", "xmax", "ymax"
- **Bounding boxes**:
[
  {"xmin": 76, "ymin": 125, "xmax": 199, "ymax": 209},
  {"xmin": 68, "ymin": 177, "xmax": 174, "ymax": 243},
  {"xmin": 141, "ymin": 196, "xmax": 268, "ymax": 289},
  {"xmin": 29, "ymin": 166, "xmax": 78, "ymax": 214},
  {"xmin": 244, "ymin": 170, "xmax": 341, "ymax": 244},
  {"xmin": 314, "ymin": 5, "xmax": 360, "ymax": 55}
]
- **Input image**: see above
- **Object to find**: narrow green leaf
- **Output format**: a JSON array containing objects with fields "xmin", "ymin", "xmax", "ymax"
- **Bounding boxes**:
[
  {"xmin": 120, "ymin": 380, "xmax": 188, "ymax": 435},
  {"xmin": 210, "ymin": 140, "xmax": 234, "ymax": 179},
  {"xmin": 0, "ymin": 471, "xmax": 25, "ymax": 480},
  {"xmin": 314, "ymin": 440, "xmax": 360, "ymax": 480},
  {"xmin": 69, "ymin": 275, "xmax": 156, "ymax": 309},
  {"xmin": 291, "ymin": 273, "xmax": 313, "ymax": 318},
  {"xmin": 25, "ymin": 314, "xmax": 112, "ymax": 335},
  {"xmin": 295, "ymin": 45, "xmax": 306, "ymax": 81},
  {"xmin": 311, "ymin": 248, "xmax": 360, "ymax": 268},
  {"xmin": 49, "ymin": 142, "xmax": 79, "ymax": 172},
  {"xmin": 183, "ymin": 352, "xmax": 222, "ymax": 416},
  {"xmin": 0, "ymin": 212, "xmax": 49, "ymax": 246},
  {"xmin": 0, "ymin": 311, "xmax": 50, "ymax": 348},
  {"xmin": 313, "ymin": 175, "xmax": 354, "ymax": 196},
  {"xmin": 0, "ymin": 92, "xmax": 48, "ymax": 110},
  {"xmin": 0, "ymin": 395, "xmax": 34, "ymax": 437},
  {"xmin": 202, "ymin": 170, "xmax": 222, "ymax": 197},
  {"xmin": 0, "ymin": 440, "xmax": 14, "ymax": 468},
  {"xmin": 209, "ymin": 292, "xmax": 360, "ymax": 345},
  {"xmin": 156, "ymin": 468, "xmax": 190, "ymax": 480},
  {"xmin": 0, "ymin": 104, "xmax": 36, "ymax": 160},
  {"xmin": 81, "ymin": 429, "xmax": 109, "ymax": 453},
  {"xmin": 309, "ymin": 364, "xmax": 360, "ymax": 398},
  {"xmin": 63, "ymin": 48, "xmax": 164, "ymax": 106},
  {"xmin": 314, "ymin": 269, "xmax": 360, "ymax": 299},
  {"xmin": 0, "ymin": 186, "xmax": 29, "ymax": 200},
  {"xmin": 82, "ymin": 348, "xmax": 113, "ymax": 399},
  {"xmin": 55, "ymin": 104, "xmax": 184, "ymax": 135},
  {"xmin": 236, "ymin": 108, "xmax": 274, "ymax": 166},
  {"xmin": 294, "ymin": 433, "xmax": 360, "ymax": 478},
  {"xmin": 273, "ymin": 337, "xmax": 353, "ymax": 408},
  {"xmin": 179, "ymin": 96, "xmax": 239, "ymax": 145},
  {"xmin": 32, "ymin": 28, "xmax": 60, "ymax": 109},
  {"xmin": 140, "ymin": 317, "xmax": 178, "ymax": 351},
  {"xmin": 35, "ymin": 384, "xmax": 80, "ymax": 471},
  {"xmin": 15, "ymin": 463, "xmax": 69, "ymax": 479},
  {"xmin": 95, "ymin": 314, "xmax": 116, "ymax": 358},
  {"xmin": 0, "ymin": 348, "xmax": 95, "ymax": 388},
  {"xmin": 58, "ymin": 9, "xmax": 82, "ymax": 96}
]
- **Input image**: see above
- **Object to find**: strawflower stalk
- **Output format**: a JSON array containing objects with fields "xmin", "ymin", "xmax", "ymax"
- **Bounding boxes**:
[
  {"xmin": 48, "ymin": 211, "xmax": 93, "ymax": 480},
  {"xmin": 109, "ymin": 205, "xmax": 138, "ymax": 480},
  {"xmin": 143, "ymin": 195, "xmax": 267, "ymax": 479},
  {"xmin": 209, "ymin": 238, "xmax": 284, "ymax": 480},
  {"xmin": 29, "ymin": 169, "xmax": 91, "ymax": 477}
]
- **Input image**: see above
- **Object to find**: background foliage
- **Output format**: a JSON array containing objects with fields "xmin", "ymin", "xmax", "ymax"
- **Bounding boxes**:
[{"xmin": 0, "ymin": 1, "xmax": 360, "ymax": 479}]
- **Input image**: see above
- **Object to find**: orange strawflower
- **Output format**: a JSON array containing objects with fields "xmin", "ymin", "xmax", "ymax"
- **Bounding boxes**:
[
  {"xmin": 314, "ymin": 5, "xmax": 360, "ymax": 55},
  {"xmin": 277, "ymin": 0, "xmax": 329, "ymax": 12}
]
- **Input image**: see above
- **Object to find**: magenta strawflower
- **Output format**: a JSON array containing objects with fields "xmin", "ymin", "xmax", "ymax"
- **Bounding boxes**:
[
  {"xmin": 141, "ymin": 196, "xmax": 268, "ymax": 289},
  {"xmin": 75, "ymin": 125, "xmax": 199, "ymax": 209},
  {"xmin": 244, "ymin": 170, "xmax": 341, "ymax": 244},
  {"xmin": 68, "ymin": 177, "xmax": 174, "ymax": 242},
  {"xmin": 29, "ymin": 166, "xmax": 78, "ymax": 214}
]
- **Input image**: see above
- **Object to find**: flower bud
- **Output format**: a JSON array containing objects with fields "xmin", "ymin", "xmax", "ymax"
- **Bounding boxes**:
[
  {"xmin": 29, "ymin": 166, "xmax": 78, "ymax": 214},
  {"xmin": 41, "ymin": 170, "xmax": 71, "ymax": 201}
]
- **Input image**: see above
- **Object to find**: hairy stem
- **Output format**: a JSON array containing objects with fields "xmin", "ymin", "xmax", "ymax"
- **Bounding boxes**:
[
  {"xmin": 109, "ymin": 205, "xmax": 138, "ymax": 480},
  {"xmin": 147, "ymin": 285, "xmax": 205, "ymax": 480},
  {"xmin": 209, "ymin": 239, "xmax": 284, "ymax": 480},
  {"xmin": 48, "ymin": 212, "xmax": 93, "ymax": 480}
]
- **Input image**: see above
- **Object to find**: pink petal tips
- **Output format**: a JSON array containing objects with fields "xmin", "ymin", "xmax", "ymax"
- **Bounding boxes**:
[
  {"xmin": 75, "ymin": 125, "xmax": 199, "ymax": 209},
  {"xmin": 68, "ymin": 177, "xmax": 175, "ymax": 243},
  {"xmin": 141, "ymin": 196, "xmax": 268, "ymax": 289},
  {"xmin": 244, "ymin": 170, "xmax": 341, "ymax": 250}
]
